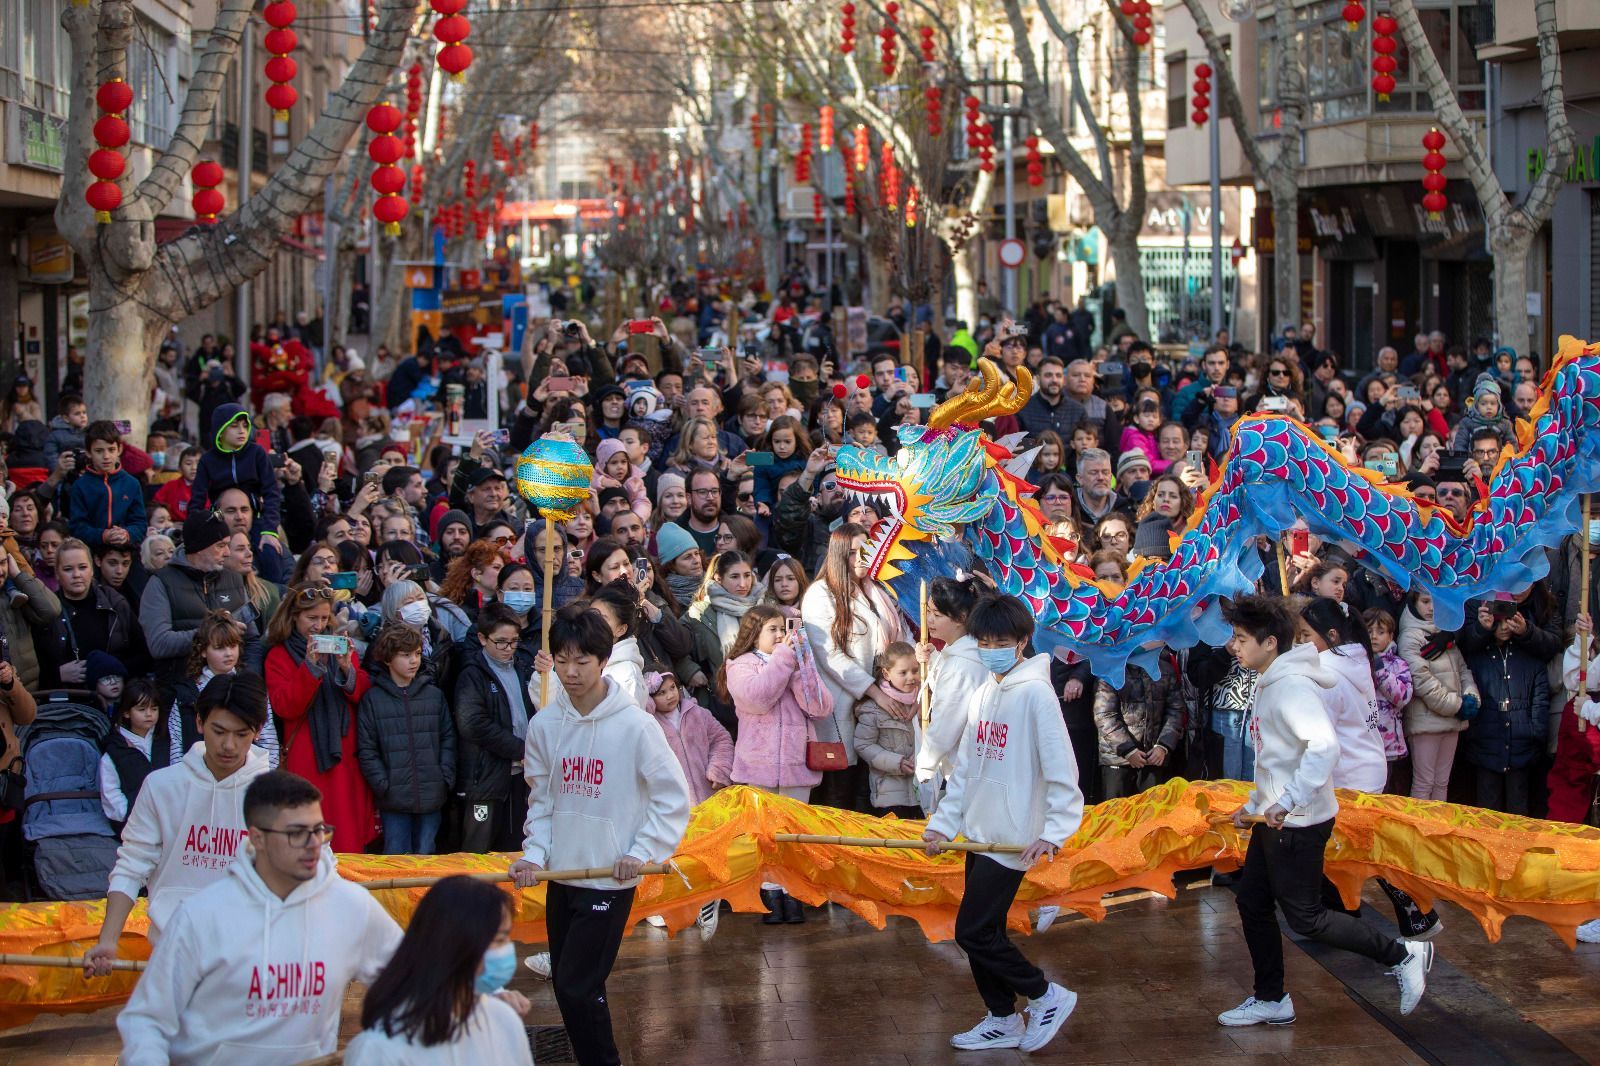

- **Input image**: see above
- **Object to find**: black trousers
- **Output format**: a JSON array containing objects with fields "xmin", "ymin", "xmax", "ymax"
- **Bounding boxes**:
[
  {"xmin": 547, "ymin": 880, "xmax": 636, "ymax": 1066},
  {"xmin": 1100, "ymin": 764, "xmax": 1162, "ymax": 800},
  {"xmin": 954, "ymin": 854, "xmax": 1048, "ymax": 1017},
  {"xmin": 1235, "ymin": 818, "xmax": 1407, "ymax": 1003},
  {"xmin": 458, "ymin": 776, "xmax": 530, "ymax": 853},
  {"xmin": 1474, "ymin": 766, "xmax": 1532, "ymax": 816}
]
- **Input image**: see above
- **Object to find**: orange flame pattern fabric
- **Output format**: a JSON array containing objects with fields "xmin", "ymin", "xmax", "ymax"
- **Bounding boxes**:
[{"xmin": 0, "ymin": 781, "xmax": 1596, "ymax": 1030}]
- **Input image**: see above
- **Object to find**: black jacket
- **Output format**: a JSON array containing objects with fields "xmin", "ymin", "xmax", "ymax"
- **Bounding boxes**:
[
  {"xmin": 774, "ymin": 476, "xmax": 837, "ymax": 575},
  {"xmin": 35, "ymin": 583, "xmax": 136, "ymax": 689},
  {"xmin": 356, "ymin": 671, "xmax": 457, "ymax": 814},
  {"xmin": 453, "ymin": 646, "xmax": 534, "ymax": 802}
]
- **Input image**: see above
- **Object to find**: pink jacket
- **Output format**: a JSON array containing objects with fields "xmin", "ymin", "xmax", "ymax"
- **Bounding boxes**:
[
  {"xmin": 592, "ymin": 439, "xmax": 652, "ymax": 521},
  {"xmin": 652, "ymin": 695, "xmax": 734, "ymax": 805},
  {"xmin": 1118, "ymin": 424, "xmax": 1170, "ymax": 473},
  {"xmin": 725, "ymin": 643, "xmax": 836, "ymax": 789}
]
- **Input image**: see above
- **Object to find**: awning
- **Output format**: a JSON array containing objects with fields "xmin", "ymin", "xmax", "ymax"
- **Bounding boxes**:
[{"xmin": 498, "ymin": 199, "xmax": 613, "ymax": 224}]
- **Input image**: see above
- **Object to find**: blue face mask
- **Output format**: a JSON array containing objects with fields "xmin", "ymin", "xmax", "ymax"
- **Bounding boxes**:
[
  {"xmin": 475, "ymin": 942, "xmax": 516, "ymax": 995},
  {"xmin": 148, "ymin": 451, "xmax": 166, "ymax": 468},
  {"xmin": 976, "ymin": 644, "xmax": 1021, "ymax": 675},
  {"xmin": 502, "ymin": 590, "xmax": 536, "ymax": 614}
]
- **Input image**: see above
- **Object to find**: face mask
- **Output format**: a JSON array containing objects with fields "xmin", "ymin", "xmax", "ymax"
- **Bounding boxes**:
[
  {"xmin": 475, "ymin": 942, "xmax": 516, "ymax": 995},
  {"xmin": 977, "ymin": 644, "xmax": 1021, "ymax": 674},
  {"xmin": 399, "ymin": 600, "xmax": 431, "ymax": 626},
  {"xmin": 502, "ymin": 589, "xmax": 536, "ymax": 614},
  {"xmin": 148, "ymin": 451, "xmax": 166, "ymax": 468},
  {"xmin": 1589, "ymin": 521, "xmax": 1600, "ymax": 548}
]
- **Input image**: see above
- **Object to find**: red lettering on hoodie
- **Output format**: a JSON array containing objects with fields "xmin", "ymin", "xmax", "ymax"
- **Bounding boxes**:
[
  {"xmin": 180, "ymin": 824, "xmax": 245, "ymax": 870},
  {"xmin": 974, "ymin": 720, "xmax": 1008, "ymax": 760},
  {"xmin": 560, "ymin": 756, "xmax": 605, "ymax": 798},
  {"xmin": 245, "ymin": 961, "xmax": 328, "ymax": 1018}
]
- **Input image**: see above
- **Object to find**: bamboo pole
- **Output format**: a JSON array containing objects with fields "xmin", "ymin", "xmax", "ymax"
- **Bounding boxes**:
[
  {"xmin": 774, "ymin": 832, "xmax": 1025, "ymax": 854},
  {"xmin": 919, "ymin": 580, "xmax": 930, "ymax": 730},
  {"xmin": 540, "ymin": 515, "xmax": 555, "ymax": 704},
  {"xmin": 1581, "ymin": 495, "xmax": 1592, "ymax": 734},
  {"xmin": 1206, "ymin": 813, "xmax": 1270, "ymax": 827},
  {"xmin": 1275, "ymin": 539, "xmax": 1290, "ymax": 596},
  {"xmin": 0, "ymin": 953, "xmax": 145, "ymax": 972},
  {"xmin": 357, "ymin": 863, "xmax": 672, "ymax": 892}
]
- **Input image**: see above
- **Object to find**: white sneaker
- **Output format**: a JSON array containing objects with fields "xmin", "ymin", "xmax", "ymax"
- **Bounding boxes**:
[
  {"xmin": 524, "ymin": 951, "xmax": 551, "ymax": 979},
  {"xmin": 697, "ymin": 900, "xmax": 720, "ymax": 941},
  {"xmin": 1577, "ymin": 919, "xmax": 1600, "ymax": 944},
  {"xmin": 1217, "ymin": 994, "xmax": 1296, "ymax": 1027},
  {"xmin": 1033, "ymin": 905, "xmax": 1061, "ymax": 932},
  {"xmin": 1020, "ymin": 983, "xmax": 1077, "ymax": 1052},
  {"xmin": 644, "ymin": 914, "xmax": 668, "ymax": 928},
  {"xmin": 1391, "ymin": 940, "xmax": 1433, "ymax": 1015},
  {"xmin": 949, "ymin": 1012, "xmax": 1024, "ymax": 1050}
]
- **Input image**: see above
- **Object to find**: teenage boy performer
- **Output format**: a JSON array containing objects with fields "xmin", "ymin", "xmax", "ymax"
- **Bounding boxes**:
[
  {"xmin": 1218, "ymin": 595, "xmax": 1434, "ymax": 1027},
  {"xmin": 117, "ymin": 770, "xmax": 403, "ymax": 1064},
  {"xmin": 510, "ymin": 605, "xmax": 691, "ymax": 1066},
  {"xmin": 84, "ymin": 672, "xmax": 274, "ymax": 978},
  {"xmin": 922, "ymin": 593, "xmax": 1081, "ymax": 1054}
]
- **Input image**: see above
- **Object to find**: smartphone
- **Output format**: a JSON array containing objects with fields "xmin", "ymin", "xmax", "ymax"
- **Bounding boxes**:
[
  {"xmin": 567, "ymin": 548, "xmax": 584, "ymax": 562},
  {"xmin": 1317, "ymin": 425, "xmax": 1340, "ymax": 441},
  {"xmin": 406, "ymin": 563, "xmax": 431, "ymax": 581},
  {"xmin": 745, "ymin": 451, "xmax": 774, "ymax": 467},
  {"xmin": 628, "ymin": 319, "xmax": 655, "ymax": 334},
  {"xmin": 698, "ymin": 346, "xmax": 722, "ymax": 359},
  {"xmin": 703, "ymin": 359, "xmax": 720, "ymax": 376},
  {"xmin": 893, "ymin": 366, "xmax": 913, "ymax": 384},
  {"xmin": 487, "ymin": 429, "xmax": 511, "ymax": 446},
  {"xmin": 909, "ymin": 393, "xmax": 938, "ymax": 408},
  {"xmin": 309, "ymin": 633, "xmax": 351, "ymax": 656},
  {"xmin": 545, "ymin": 375, "xmax": 573, "ymax": 393},
  {"xmin": 1260, "ymin": 395, "xmax": 1290, "ymax": 413},
  {"xmin": 1396, "ymin": 385, "xmax": 1421, "ymax": 402},
  {"xmin": 1289, "ymin": 528, "xmax": 1309, "ymax": 556},
  {"xmin": 634, "ymin": 558, "xmax": 650, "ymax": 586},
  {"xmin": 113, "ymin": 419, "xmax": 132, "ymax": 435},
  {"xmin": 785, "ymin": 616, "xmax": 800, "ymax": 635},
  {"xmin": 1370, "ymin": 455, "xmax": 1398, "ymax": 477},
  {"xmin": 1214, "ymin": 386, "xmax": 1237, "ymax": 399},
  {"xmin": 327, "ymin": 571, "xmax": 359, "ymax": 591},
  {"xmin": 1185, "ymin": 449, "xmax": 1205, "ymax": 471},
  {"xmin": 362, "ymin": 470, "xmax": 384, "ymax": 488}
]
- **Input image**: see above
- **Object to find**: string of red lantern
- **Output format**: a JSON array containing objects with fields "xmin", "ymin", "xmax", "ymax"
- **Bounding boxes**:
[
  {"xmin": 1024, "ymin": 135, "xmax": 1044, "ymax": 187},
  {"xmin": 918, "ymin": 24, "xmax": 935, "ymax": 64},
  {"xmin": 431, "ymin": 0, "xmax": 472, "ymax": 80},
  {"xmin": 795, "ymin": 122, "xmax": 813, "ymax": 183},
  {"xmin": 463, "ymin": 159, "xmax": 477, "ymax": 200},
  {"xmin": 965, "ymin": 96, "xmax": 994, "ymax": 173},
  {"xmin": 87, "ymin": 78, "xmax": 132, "ymax": 224},
  {"xmin": 528, "ymin": 121, "xmax": 539, "ymax": 153},
  {"xmin": 1341, "ymin": 0, "xmax": 1365, "ymax": 30},
  {"xmin": 1372, "ymin": 13, "xmax": 1398, "ymax": 102},
  {"xmin": 880, "ymin": 141, "xmax": 900, "ymax": 213},
  {"xmin": 924, "ymin": 84, "xmax": 943, "ymax": 137},
  {"xmin": 819, "ymin": 106, "xmax": 834, "ymax": 153},
  {"xmin": 409, "ymin": 164, "xmax": 425, "ymax": 206},
  {"xmin": 191, "ymin": 159, "xmax": 226, "ymax": 224},
  {"xmin": 1192, "ymin": 62, "xmax": 1211, "ymax": 126},
  {"xmin": 839, "ymin": 2, "xmax": 855, "ymax": 54},
  {"xmin": 404, "ymin": 62, "xmax": 423, "ymax": 159},
  {"xmin": 879, "ymin": 1, "xmax": 898, "ymax": 78},
  {"xmin": 262, "ymin": 1, "xmax": 298, "ymax": 120},
  {"xmin": 812, "ymin": 192, "xmax": 824, "ymax": 224},
  {"xmin": 367, "ymin": 102, "xmax": 407, "ymax": 235},
  {"xmin": 904, "ymin": 184, "xmax": 918, "ymax": 228},
  {"xmin": 1118, "ymin": 0, "xmax": 1153, "ymax": 47},
  {"xmin": 751, "ymin": 111, "xmax": 763, "ymax": 149},
  {"xmin": 843, "ymin": 173, "xmax": 856, "ymax": 217},
  {"xmin": 1421, "ymin": 128, "xmax": 1447, "ymax": 220}
]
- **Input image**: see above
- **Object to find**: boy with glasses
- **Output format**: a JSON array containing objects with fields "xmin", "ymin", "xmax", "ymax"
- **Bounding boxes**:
[
  {"xmin": 85, "ymin": 672, "xmax": 274, "ymax": 978},
  {"xmin": 118, "ymin": 770, "xmax": 402, "ymax": 1063}
]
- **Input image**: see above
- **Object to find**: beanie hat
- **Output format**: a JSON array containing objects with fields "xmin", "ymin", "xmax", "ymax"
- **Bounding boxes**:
[
  {"xmin": 595, "ymin": 438, "xmax": 630, "ymax": 474},
  {"xmin": 182, "ymin": 510, "xmax": 231, "ymax": 555},
  {"xmin": 1472, "ymin": 373, "xmax": 1502, "ymax": 404},
  {"xmin": 434, "ymin": 508, "xmax": 471, "ymax": 546},
  {"xmin": 655, "ymin": 522, "xmax": 698, "ymax": 565},
  {"xmin": 86, "ymin": 650, "xmax": 129, "ymax": 692},
  {"xmin": 655, "ymin": 471, "xmax": 686, "ymax": 506},
  {"xmin": 1131, "ymin": 516, "xmax": 1173, "ymax": 561},
  {"xmin": 598, "ymin": 486, "xmax": 630, "ymax": 510},
  {"xmin": 1115, "ymin": 449, "xmax": 1152, "ymax": 479}
]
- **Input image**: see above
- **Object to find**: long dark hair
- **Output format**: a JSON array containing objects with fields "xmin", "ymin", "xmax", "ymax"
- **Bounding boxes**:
[
  {"xmin": 821, "ymin": 523, "xmax": 868, "ymax": 650},
  {"xmin": 1301, "ymin": 595, "xmax": 1378, "ymax": 690},
  {"xmin": 359, "ymin": 876, "xmax": 512, "ymax": 1046}
]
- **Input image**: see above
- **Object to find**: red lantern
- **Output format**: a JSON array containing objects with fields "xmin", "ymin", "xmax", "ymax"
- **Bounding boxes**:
[
  {"xmin": 1133, "ymin": 29, "xmax": 1151, "ymax": 46},
  {"xmin": 438, "ymin": 42, "xmax": 472, "ymax": 80},
  {"xmin": 1024, "ymin": 135, "xmax": 1044, "ymax": 188},
  {"xmin": 1192, "ymin": 62, "xmax": 1212, "ymax": 126},
  {"xmin": 1420, "ymin": 128, "xmax": 1447, "ymax": 219},
  {"xmin": 1341, "ymin": 1, "xmax": 1364, "ymax": 29},
  {"xmin": 192, "ymin": 160, "xmax": 225, "ymax": 189},
  {"xmin": 367, "ymin": 102, "xmax": 403, "ymax": 134},
  {"xmin": 430, "ymin": 0, "xmax": 465, "ymax": 14},
  {"xmin": 93, "ymin": 114, "xmax": 130, "ymax": 149},
  {"xmin": 88, "ymin": 149, "xmax": 125, "ymax": 181},
  {"xmin": 371, "ymin": 166, "xmax": 406, "ymax": 196},
  {"xmin": 262, "ymin": 1, "xmax": 297, "ymax": 120},
  {"xmin": 1372, "ymin": 14, "xmax": 1398, "ymax": 101},
  {"xmin": 904, "ymin": 185, "xmax": 918, "ymax": 228},
  {"xmin": 96, "ymin": 80, "xmax": 133, "ymax": 114},
  {"xmin": 819, "ymin": 105, "xmax": 834, "ymax": 152},
  {"xmin": 1119, "ymin": 0, "xmax": 1136, "ymax": 13},
  {"xmin": 879, "ymin": 0, "xmax": 898, "ymax": 77},
  {"xmin": 86, "ymin": 181, "xmax": 121, "ymax": 223},
  {"xmin": 839, "ymin": 2, "xmax": 855, "ymax": 54},
  {"xmin": 369, "ymin": 134, "xmax": 404, "ymax": 166},
  {"xmin": 373, "ymin": 193, "xmax": 407, "ymax": 235},
  {"xmin": 434, "ymin": 14, "xmax": 469, "ymax": 42},
  {"xmin": 193, "ymin": 187, "xmax": 226, "ymax": 220}
]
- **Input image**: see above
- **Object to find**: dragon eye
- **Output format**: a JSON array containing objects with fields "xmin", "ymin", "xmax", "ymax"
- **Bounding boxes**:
[{"xmin": 896, "ymin": 449, "xmax": 911, "ymax": 471}]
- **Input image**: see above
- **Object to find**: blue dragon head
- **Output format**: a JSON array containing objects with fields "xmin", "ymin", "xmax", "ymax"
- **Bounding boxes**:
[{"xmin": 835, "ymin": 359, "xmax": 1029, "ymax": 580}]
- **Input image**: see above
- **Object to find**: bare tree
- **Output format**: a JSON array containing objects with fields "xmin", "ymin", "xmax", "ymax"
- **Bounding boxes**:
[
  {"xmin": 56, "ymin": 0, "xmax": 414, "ymax": 438},
  {"xmin": 1391, "ymin": 0, "xmax": 1572, "ymax": 357},
  {"xmin": 1001, "ymin": 0, "xmax": 1151, "ymax": 339},
  {"xmin": 1178, "ymin": 0, "xmax": 1306, "ymax": 341}
]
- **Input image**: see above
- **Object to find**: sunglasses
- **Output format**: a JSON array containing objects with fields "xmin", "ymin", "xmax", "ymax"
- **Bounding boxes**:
[
  {"xmin": 1269, "ymin": 368, "xmax": 1291, "ymax": 377},
  {"xmin": 738, "ymin": 492, "xmax": 755, "ymax": 502},
  {"xmin": 489, "ymin": 534, "xmax": 516, "ymax": 547},
  {"xmin": 1438, "ymin": 486, "xmax": 1468, "ymax": 498}
]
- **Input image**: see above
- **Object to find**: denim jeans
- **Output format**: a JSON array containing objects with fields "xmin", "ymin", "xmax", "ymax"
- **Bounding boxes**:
[
  {"xmin": 381, "ymin": 810, "xmax": 442, "ymax": 855},
  {"xmin": 1211, "ymin": 709, "xmax": 1256, "ymax": 781}
]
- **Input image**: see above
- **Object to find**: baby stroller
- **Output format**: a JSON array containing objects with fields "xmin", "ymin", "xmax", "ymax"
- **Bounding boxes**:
[{"xmin": 20, "ymin": 692, "xmax": 119, "ymax": 900}]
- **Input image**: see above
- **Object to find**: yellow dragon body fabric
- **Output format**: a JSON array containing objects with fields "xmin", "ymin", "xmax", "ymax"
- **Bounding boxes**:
[{"xmin": 0, "ymin": 782, "xmax": 1596, "ymax": 1030}]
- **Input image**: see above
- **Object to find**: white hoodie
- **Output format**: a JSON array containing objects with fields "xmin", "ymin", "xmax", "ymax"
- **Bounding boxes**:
[
  {"xmin": 914, "ymin": 634, "xmax": 991, "ymax": 783},
  {"xmin": 1319, "ymin": 643, "xmax": 1389, "ymax": 793},
  {"xmin": 345, "ymin": 994, "xmax": 534, "ymax": 1066},
  {"xmin": 926, "ymin": 653, "xmax": 1084, "ymax": 872},
  {"xmin": 521, "ymin": 676, "xmax": 692, "ymax": 890},
  {"xmin": 1247, "ymin": 642, "xmax": 1341, "ymax": 827},
  {"xmin": 528, "ymin": 635, "xmax": 649, "ymax": 713},
  {"xmin": 106, "ymin": 743, "xmax": 273, "ymax": 933},
  {"xmin": 117, "ymin": 848, "xmax": 402, "ymax": 1065}
]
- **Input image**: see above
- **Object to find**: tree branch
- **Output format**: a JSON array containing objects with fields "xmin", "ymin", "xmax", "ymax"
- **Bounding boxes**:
[
  {"xmin": 1515, "ymin": 0, "xmax": 1573, "ymax": 226},
  {"xmin": 1176, "ymin": 0, "xmax": 1271, "ymax": 177}
]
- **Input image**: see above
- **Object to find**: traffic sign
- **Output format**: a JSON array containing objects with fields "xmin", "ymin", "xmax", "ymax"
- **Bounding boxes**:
[{"xmin": 998, "ymin": 238, "xmax": 1025, "ymax": 269}]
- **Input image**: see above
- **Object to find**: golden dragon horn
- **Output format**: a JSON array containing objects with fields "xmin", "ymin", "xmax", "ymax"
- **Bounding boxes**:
[{"xmin": 927, "ymin": 358, "xmax": 1000, "ymax": 429}]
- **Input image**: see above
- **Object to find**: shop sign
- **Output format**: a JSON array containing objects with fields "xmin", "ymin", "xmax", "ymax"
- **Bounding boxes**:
[
  {"xmin": 1526, "ymin": 137, "xmax": 1600, "ymax": 186},
  {"xmin": 23, "ymin": 233, "xmax": 73, "ymax": 283},
  {"xmin": 5, "ymin": 104, "xmax": 66, "ymax": 173}
]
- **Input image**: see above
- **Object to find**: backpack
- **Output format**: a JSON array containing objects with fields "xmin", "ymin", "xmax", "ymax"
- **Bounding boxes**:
[{"xmin": 19, "ymin": 693, "xmax": 120, "ymax": 900}]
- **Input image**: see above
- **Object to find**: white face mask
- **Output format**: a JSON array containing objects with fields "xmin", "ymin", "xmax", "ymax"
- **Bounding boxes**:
[{"xmin": 399, "ymin": 600, "xmax": 431, "ymax": 627}]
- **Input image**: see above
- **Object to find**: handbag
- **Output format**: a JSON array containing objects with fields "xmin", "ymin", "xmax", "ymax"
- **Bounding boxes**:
[{"xmin": 804, "ymin": 697, "xmax": 848, "ymax": 772}]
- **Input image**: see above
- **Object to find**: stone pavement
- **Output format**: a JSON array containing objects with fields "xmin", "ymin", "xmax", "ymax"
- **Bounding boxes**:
[{"xmin": 0, "ymin": 882, "xmax": 1594, "ymax": 1064}]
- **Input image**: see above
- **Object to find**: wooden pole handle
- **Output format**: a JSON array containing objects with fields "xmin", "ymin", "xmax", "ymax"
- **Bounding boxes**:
[
  {"xmin": 918, "ymin": 580, "xmax": 930, "ymax": 730},
  {"xmin": 1206, "ymin": 813, "xmax": 1270, "ymax": 827},
  {"xmin": 774, "ymin": 832, "xmax": 1025, "ymax": 854},
  {"xmin": 358, "ymin": 862, "xmax": 672, "ymax": 892},
  {"xmin": 540, "ymin": 515, "xmax": 556, "ymax": 705},
  {"xmin": 0, "ymin": 953, "xmax": 145, "ymax": 972},
  {"xmin": 1275, "ymin": 539, "xmax": 1290, "ymax": 596}
]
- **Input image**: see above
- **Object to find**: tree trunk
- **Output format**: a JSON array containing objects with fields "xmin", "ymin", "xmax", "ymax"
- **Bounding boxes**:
[
  {"xmin": 1107, "ymin": 230, "xmax": 1148, "ymax": 341},
  {"xmin": 866, "ymin": 238, "xmax": 892, "ymax": 316},
  {"xmin": 951, "ymin": 244, "xmax": 977, "ymax": 330},
  {"xmin": 1270, "ymin": 178, "xmax": 1301, "ymax": 337},
  {"xmin": 84, "ymin": 277, "xmax": 172, "ymax": 441},
  {"xmin": 1490, "ymin": 225, "xmax": 1535, "ymax": 360}
]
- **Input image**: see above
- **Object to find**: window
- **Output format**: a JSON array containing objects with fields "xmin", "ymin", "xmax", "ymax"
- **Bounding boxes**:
[
  {"xmin": 1166, "ymin": 54, "xmax": 1186, "ymax": 132},
  {"xmin": 127, "ymin": 17, "xmax": 179, "ymax": 146},
  {"xmin": 19, "ymin": 0, "xmax": 69, "ymax": 113}
]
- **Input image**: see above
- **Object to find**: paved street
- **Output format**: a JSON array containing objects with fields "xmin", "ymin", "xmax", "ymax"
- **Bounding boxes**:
[{"xmin": 2, "ymin": 881, "xmax": 1594, "ymax": 1064}]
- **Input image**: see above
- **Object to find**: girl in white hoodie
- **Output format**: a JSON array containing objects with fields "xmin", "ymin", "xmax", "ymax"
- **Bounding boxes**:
[
  {"xmin": 84, "ymin": 673, "xmax": 274, "ymax": 979},
  {"xmin": 914, "ymin": 576, "xmax": 990, "ymax": 813},
  {"xmin": 530, "ymin": 582, "xmax": 650, "ymax": 712}
]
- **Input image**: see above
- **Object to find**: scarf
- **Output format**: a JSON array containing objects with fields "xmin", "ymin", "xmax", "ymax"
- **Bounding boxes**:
[
  {"xmin": 284, "ymin": 632, "xmax": 355, "ymax": 774},
  {"xmin": 698, "ymin": 585, "xmax": 763, "ymax": 653},
  {"xmin": 667, "ymin": 572, "xmax": 703, "ymax": 604}
]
